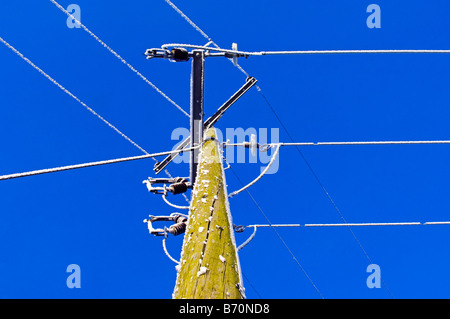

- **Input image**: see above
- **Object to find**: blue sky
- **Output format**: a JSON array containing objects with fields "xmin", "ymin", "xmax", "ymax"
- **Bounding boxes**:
[{"xmin": 1, "ymin": 0, "xmax": 450, "ymax": 299}]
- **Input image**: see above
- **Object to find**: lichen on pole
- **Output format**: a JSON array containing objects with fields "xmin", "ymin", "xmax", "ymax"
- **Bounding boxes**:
[{"xmin": 173, "ymin": 127, "xmax": 244, "ymax": 299}]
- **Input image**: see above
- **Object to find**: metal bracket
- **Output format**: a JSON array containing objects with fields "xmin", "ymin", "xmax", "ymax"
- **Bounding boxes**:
[
  {"xmin": 153, "ymin": 77, "xmax": 258, "ymax": 174},
  {"xmin": 144, "ymin": 47, "xmax": 191, "ymax": 62}
]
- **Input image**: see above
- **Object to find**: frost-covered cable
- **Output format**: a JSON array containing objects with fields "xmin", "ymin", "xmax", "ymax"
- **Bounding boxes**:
[
  {"xmin": 162, "ymin": 237, "xmax": 180, "ymax": 264},
  {"xmin": 163, "ymin": 0, "xmax": 216, "ymax": 45},
  {"xmin": 0, "ymin": 146, "xmax": 200, "ymax": 181},
  {"xmin": 227, "ymin": 139, "xmax": 450, "ymax": 148},
  {"xmin": 162, "ymin": 43, "xmax": 450, "ymax": 57},
  {"xmin": 237, "ymin": 226, "xmax": 257, "ymax": 252},
  {"xmin": 229, "ymin": 165, "xmax": 324, "ymax": 299},
  {"xmin": 50, "ymin": 0, "xmax": 189, "ymax": 118},
  {"xmin": 162, "ymin": 194, "xmax": 190, "ymax": 210},
  {"xmin": 258, "ymin": 49, "xmax": 450, "ymax": 55},
  {"xmin": 228, "ymin": 145, "xmax": 280, "ymax": 198},
  {"xmin": 1, "ymin": 34, "xmax": 185, "ymax": 204},
  {"xmin": 0, "ymin": 35, "xmax": 150, "ymax": 156},
  {"xmin": 234, "ymin": 221, "xmax": 450, "ymax": 251},
  {"xmin": 245, "ymin": 221, "xmax": 450, "ymax": 228}
]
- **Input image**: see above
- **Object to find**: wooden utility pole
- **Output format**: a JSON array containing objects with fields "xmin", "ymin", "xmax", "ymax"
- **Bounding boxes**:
[
  {"xmin": 144, "ymin": 46, "xmax": 252, "ymax": 299},
  {"xmin": 173, "ymin": 127, "xmax": 244, "ymax": 299}
]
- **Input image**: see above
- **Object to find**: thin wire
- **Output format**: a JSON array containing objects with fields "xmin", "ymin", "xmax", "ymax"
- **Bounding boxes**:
[
  {"xmin": 225, "ymin": 140, "xmax": 450, "ymax": 149},
  {"xmin": 228, "ymin": 165, "xmax": 324, "ymax": 299},
  {"xmin": 161, "ymin": 44, "xmax": 450, "ymax": 57},
  {"xmin": 0, "ymin": 146, "xmax": 200, "ymax": 181},
  {"xmin": 163, "ymin": 0, "xmax": 216, "ymax": 45},
  {"xmin": 1, "ymin": 30, "xmax": 193, "ymax": 204},
  {"xmin": 0, "ymin": 35, "xmax": 149, "ymax": 156},
  {"xmin": 246, "ymin": 221, "xmax": 450, "ymax": 228},
  {"xmin": 159, "ymin": 2, "xmax": 450, "ymax": 297},
  {"xmin": 237, "ymin": 225, "xmax": 257, "ymax": 251},
  {"xmin": 162, "ymin": 194, "xmax": 190, "ymax": 210},
  {"xmin": 163, "ymin": 0, "xmax": 320, "ymax": 298},
  {"xmin": 241, "ymin": 271, "xmax": 263, "ymax": 299},
  {"xmin": 235, "ymin": 221, "xmax": 450, "ymax": 252},
  {"xmin": 49, "ymin": 0, "xmax": 189, "ymax": 118},
  {"xmin": 162, "ymin": 237, "xmax": 180, "ymax": 264},
  {"xmin": 254, "ymin": 88, "xmax": 395, "ymax": 299},
  {"xmin": 277, "ymin": 140, "xmax": 450, "ymax": 146},
  {"xmin": 228, "ymin": 145, "xmax": 281, "ymax": 198},
  {"xmin": 258, "ymin": 49, "xmax": 450, "ymax": 56},
  {"xmin": 161, "ymin": 0, "xmax": 426, "ymax": 299}
]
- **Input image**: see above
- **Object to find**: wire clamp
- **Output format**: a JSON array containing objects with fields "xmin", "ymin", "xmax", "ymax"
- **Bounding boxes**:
[{"xmin": 233, "ymin": 225, "xmax": 246, "ymax": 233}]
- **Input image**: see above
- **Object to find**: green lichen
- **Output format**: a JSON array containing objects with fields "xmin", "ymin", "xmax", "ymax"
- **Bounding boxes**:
[{"xmin": 173, "ymin": 128, "xmax": 242, "ymax": 299}]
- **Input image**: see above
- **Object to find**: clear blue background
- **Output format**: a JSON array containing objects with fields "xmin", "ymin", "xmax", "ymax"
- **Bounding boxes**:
[{"xmin": 1, "ymin": 0, "xmax": 450, "ymax": 299}]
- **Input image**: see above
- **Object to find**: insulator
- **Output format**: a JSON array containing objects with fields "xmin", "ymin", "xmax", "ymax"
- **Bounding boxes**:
[
  {"xmin": 170, "ymin": 182, "xmax": 188, "ymax": 195},
  {"xmin": 170, "ymin": 48, "xmax": 190, "ymax": 62},
  {"xmin": 168, "ymin": 222, "xmax": 187, "ymax": 236}
]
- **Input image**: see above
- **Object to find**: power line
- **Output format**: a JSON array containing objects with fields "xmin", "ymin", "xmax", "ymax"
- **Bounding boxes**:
[
  {"xmin": 4, "ymin": 6, "xmax": 192, "ymax": 202},
  {"xmin": 161, "ymin": 194, "xmax": 190, "ymax": 210},
  {"xmin": 222, "ymin": 139, "xmax": 450, "ymax": 203},
  {"xmin": 49, "ymin": 0, "xmax": 189, "ymax": 118},
  {"xmin": 225, "ymin": 139, "xmax": 450, "ymax": 148},
  {"xmin": 235, "ymin": 221, "xmax": 450, "ymax": 260},
  {"xmin": 228, "ymin": 165, "xmax": 324, "ymax": 299},
  {"xmin": 258, "ymin": 49, "xmax": 450, "ymax": 55},
  {"xmin": 254, "ymin": 86, "xmax": 395, "ymax": 298},
  {"xmin": 163, "ymin": 0, "xmax": 216, "ymax": 45},
  {"xmin": 0, "ymin": 32, "xmax": 190, "ymax": 204},
  {"xmin": 161, "ymin": 43, "xmax": 450, "ymax": 57},
  {"xmin": 0, "ymin": 35, "xmax": 149, "ymax": 156},
  {"xmin": 156, "ymin": 27, "xmax": 397, "ymax": 291},
  {"xmin": 228, "ymin": 144, "xmax": 281, "ymax": 198},
  {"xmin": 245, "ymin": 221, "xmax": 450, "ymax": 228},
  {"xmin": 277, "ymin": 140, "xmax": 450, "ymax": 146},
  {"xmin": 161, "ymin": 0, "xmax": 391, "ymax": 299},
  {"xmin": 0, "ymin": 146, "xmax": 200, "ymax": 181},
  {"xmin": 241, "ymin": 271, "xmax": 263, "ymax": 299}
]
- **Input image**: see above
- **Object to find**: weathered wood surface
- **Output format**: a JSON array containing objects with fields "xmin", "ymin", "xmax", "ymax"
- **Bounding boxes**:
[{"xmin": 173, "ymin": 128, "xmax": 243, "ymax": 299}]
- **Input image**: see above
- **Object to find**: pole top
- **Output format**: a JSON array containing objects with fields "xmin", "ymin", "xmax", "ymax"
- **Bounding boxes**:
[{"xmin": 144, "ymin": 43, "xmax": 249, "ymax": 62}]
